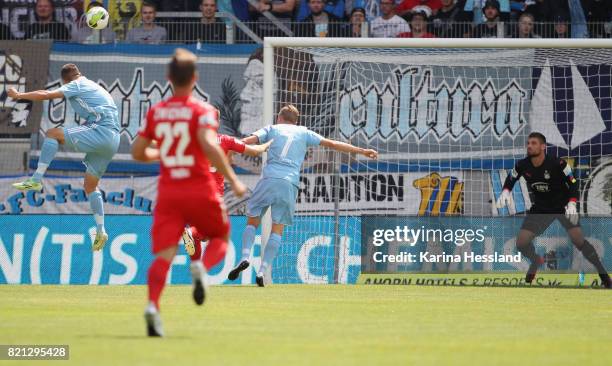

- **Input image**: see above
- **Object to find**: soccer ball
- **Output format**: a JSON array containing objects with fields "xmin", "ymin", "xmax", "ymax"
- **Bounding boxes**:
[{"xmin": 86, "ymin": 6, "xmax": 109, "ymax": 30}]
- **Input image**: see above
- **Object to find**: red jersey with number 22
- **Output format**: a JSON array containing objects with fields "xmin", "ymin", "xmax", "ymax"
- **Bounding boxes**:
[
  {"xmin": 139, "ymin": 95, "xmax": 219, "ymax": 193},
  {"xmin": 213, "ymin": 134, "xmax": 246, "ymax": 195}
]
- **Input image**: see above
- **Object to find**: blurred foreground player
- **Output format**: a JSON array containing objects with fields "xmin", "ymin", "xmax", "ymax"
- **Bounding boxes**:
[
  {"xmin": 8, "ymin": 64, "xmax": 120, "ymax": 251},
  {"xmin": 497, "ymin": 132, "xmax": 611, "ymax": 288},
  {"xmin": 182, "ymin": 134, "xmax": 272, "ymax": 260},
  {"xmin": 132, "ymin": 49, "xmax": 246, "ymax": 337},
  {"xmin": 227, "ymin": 105, "xmax": 378, "ymax": 286}
]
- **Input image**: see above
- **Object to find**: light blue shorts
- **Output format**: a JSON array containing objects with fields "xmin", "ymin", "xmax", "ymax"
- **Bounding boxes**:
[
  {"xmin": 247, "ymin": 178, "xmax": 298, "ymax": 226},
  {"xmin": 63, "ymin": 123, "xmax": 120, "ymax": 178}
]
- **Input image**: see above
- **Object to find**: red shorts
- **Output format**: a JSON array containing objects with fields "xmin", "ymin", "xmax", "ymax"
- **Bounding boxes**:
[{"xmin": 151, "ymin": 181, "xmax": 229, "ymax": 254}]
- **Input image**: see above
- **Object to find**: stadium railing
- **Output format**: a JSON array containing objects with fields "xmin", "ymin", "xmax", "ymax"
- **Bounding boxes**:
[{"xmin": 6, "ymin": 20, "xmax": 612, "ymax": 44}]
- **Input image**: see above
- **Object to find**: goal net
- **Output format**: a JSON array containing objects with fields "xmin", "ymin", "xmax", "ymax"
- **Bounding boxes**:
[{"xmin": 263, "ymin": 38, "xmax": 612, "ymax": 284}]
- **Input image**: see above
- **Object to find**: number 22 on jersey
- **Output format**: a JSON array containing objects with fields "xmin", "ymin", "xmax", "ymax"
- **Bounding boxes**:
[{"xmin": 155, "ymin": 121, "xmax": 195, "ymax": 168}]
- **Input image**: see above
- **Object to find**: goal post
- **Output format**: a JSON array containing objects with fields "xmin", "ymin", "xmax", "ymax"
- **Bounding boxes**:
[{"xmin": 261, "ymin": 37, "xmax": 612, "ymax": 285}]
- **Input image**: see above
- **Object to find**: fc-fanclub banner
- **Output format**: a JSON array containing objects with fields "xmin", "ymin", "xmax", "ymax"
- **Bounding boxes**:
[{"xmin": 0, "ymin": 41, "xmax": 51, "ymax": 134}]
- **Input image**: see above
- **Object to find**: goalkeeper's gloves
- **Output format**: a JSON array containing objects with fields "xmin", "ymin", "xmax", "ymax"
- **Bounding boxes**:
[
  {"xmin": 565, "ymin": 201, "xmax": 578, "ymax": 225},
  {"xmin": 496, "ymin": 189, "xmax": 512, "ymax": 209}
]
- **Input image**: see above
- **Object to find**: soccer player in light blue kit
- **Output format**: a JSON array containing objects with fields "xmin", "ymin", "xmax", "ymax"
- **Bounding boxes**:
[
  {"xmin": 8, "ymin": 63, "xmax": 120, "ymax": 251},
  {"xmin": 227, "ymin": 105, "xmax": 378, "ymax": 286}
]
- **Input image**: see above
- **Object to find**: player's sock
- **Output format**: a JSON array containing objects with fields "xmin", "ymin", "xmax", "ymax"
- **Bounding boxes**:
[
  {"xmin": 518, "ymin": 242, "xmax": 539, "ymax": 263},
  {"xmin": 32, "ymin": 138, "xmax": 58, "ymax": 182},
  {"xmin": 147, "ymin": 257, "xmax": 171, "ymax": 310},
  {"xmin": 190, "ymin": 226, "xmax": 205, "ymax": 243},
  {"xmin": 258, "ymin": 233, "xmax": 281, "ymax": 275},
  {"xmin": 203, "ymin": 238, "xmax": 228, "ymax": 270},
  {"xmin": 241, "ymin": 225, "xmax": 256, "ymax": 260},
  {"xmin": 579, "ymin": 240, "xmax": 607, "ymax": 274},
  {"xmin": 88, "ymin": 191, "xmax": 105, "ymax": 233}
]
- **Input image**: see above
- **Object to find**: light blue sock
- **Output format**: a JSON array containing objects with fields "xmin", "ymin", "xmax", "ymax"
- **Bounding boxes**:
[
  {"xmin": 32, "ymin": 138, "xmax": 59, "ymax": 182},
  {"xmin": 241, "ymin": 225, "xmax": 256, "ymax": 261},
  {"xmin": 259, "ymin": 233, "xmax": 281, "ymax": 275},
  {"xmin": 88, "ymin": 191, "xmax": 105, "ymax": 233}
]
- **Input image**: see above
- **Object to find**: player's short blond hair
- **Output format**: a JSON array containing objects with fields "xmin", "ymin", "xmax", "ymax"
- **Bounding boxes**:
[
  {"xmin": 278, "ymin": 104, "xmax": 299, "ymax": 124},
  {"xmin": 168, "ymin": 48, "xmax": 197, "ymax": 87}
]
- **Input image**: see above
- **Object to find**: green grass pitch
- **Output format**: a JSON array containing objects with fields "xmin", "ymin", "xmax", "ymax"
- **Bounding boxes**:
[{"xmin": 1, "ymin": 285, "xmax": 610, "ymax": 366}]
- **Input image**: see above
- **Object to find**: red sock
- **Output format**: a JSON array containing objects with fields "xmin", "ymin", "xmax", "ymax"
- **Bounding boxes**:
[
  {"xmin": 190, "ymin": 226, "xmax": 205, "ymax": 242},
  {"xmin": 147, "ymin": 256, "xmax": 171, "ymax": 310},
  {"xmin": 203, "ymin": 238, "xmax": 228, "ymax": 270}
]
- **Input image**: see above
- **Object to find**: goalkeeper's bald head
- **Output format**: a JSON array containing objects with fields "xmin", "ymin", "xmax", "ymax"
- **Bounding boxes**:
[{"xmin": 277, "ymin": 104, "xmax": 299, "ymax": 125}]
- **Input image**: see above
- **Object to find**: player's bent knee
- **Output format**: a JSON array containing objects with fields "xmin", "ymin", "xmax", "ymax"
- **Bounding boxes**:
[{"xmin": 46, "ymin": 128, "xmax": 65, "ymax": 142}]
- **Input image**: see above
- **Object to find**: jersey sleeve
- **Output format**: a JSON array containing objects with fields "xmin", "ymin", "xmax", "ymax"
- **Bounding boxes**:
[
  {"xmin": 57, "ymin": 80, "xmax": 80, "ymax": 98},
  {"xmin": 229, "ymin": 136, "xmax": 246, "ymax": 153},
  {"xmin": 220, "ymin": 134, "xmax": 246, "ymax": 153},
  {"xmin": 197, "ymin": 107, "xmax": 219, "ymax": 131},
  {"xmin": 502, "ymin": 161, "xmax": 523, "ymax": 191},
  {"xmin": 559, "ymin": 159, "xmax": 579, "ymax": 202},
  {"xmin": 252, "ymin": 126, "xmax": 272, "ymax": 143},
  {"xmin": 305, "ymin": 129, "xmax": 323, "ymax": 147},
  {"xmin": 138, "ymin": 108, "xmax": 155, "ymax": 140}
]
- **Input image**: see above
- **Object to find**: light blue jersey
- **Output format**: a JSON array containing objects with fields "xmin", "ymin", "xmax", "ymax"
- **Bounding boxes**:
[
  {"xmin": 253, "ymin": 124, "xmax": 323, "ymax": 187},
  {"xmin": 58, "ymin": 76, "xmax": 120, "ymax": 178},
  {"xmin": 247, "ymin": 124, "xmax": 323, "ymax": 225},
  {"xmin": 58, "ymin": 76, "xmax": 119, "ymax": 131}
]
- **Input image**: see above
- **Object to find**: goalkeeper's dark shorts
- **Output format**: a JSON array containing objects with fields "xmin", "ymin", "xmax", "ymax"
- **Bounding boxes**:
[{"xmin": 520, "ymin": 206, "xmax": 580, "ymax": 236}]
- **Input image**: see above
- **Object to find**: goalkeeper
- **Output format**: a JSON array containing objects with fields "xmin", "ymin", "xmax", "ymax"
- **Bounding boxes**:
[
  {"xmin": 227, "ymin": 105, "xmax": 378, "ymax": 286},
  {"xmin": 497, "ymin": 132, "xmax": 611, "ymax": 288}
]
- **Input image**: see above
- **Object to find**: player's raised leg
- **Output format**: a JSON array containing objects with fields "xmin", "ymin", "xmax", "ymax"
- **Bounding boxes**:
[
  {"xmin": 189, "ymin": 197, "xmax": 231, "ymax": 305},
  {"xmin": 12, "ymin": 128, "xmax": 64, "ymax": 191},
  {"xmin": 566, "ymin": 227, "xmax": 612, "ymax": 288},
  {"xmin": 83, "ymin": 173, "xmax": 108, "ymax": 251}
]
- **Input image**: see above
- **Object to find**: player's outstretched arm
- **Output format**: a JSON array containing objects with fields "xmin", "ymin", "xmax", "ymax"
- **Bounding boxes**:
[
  {"xmin": 7, "ymin": 88, "xmax": 63, "ymax": 101},
  {"xmin": 319, "ymin": 138, "xmax": 378, "ymax": 159},
  {"xmin": 131, "ymin": 136, "xmax": 161, "ymax": 162},
  {"xmin": 242, "ymin": 139, "xmax": 273, "ymax": 157},
  {"xmin": 198, "ymin": 128, "xmax": 247, "ymax": 197}
]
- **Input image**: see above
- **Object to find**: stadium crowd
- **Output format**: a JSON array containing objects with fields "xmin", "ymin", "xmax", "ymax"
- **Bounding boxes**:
[{"xmin": 0, "ymin": 0, "xmax": 611, "ymax": 42}]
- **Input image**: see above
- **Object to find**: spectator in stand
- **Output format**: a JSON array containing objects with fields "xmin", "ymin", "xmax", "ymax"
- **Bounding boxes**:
[
  {"xmin": 512, "ymin": 12, "xmax": 540, "ymax": 37},
  {"xmin": 345, "ymin": 0, "xmax": 401, "ymax": 21},
  {"xmin": 297, "ymin": 0, "xmax": 346, "ymax": 21},
  {"xmin": 126, "ymin": 2, "xmax": 167, "ymax": 44},
  {"xmin": 585, "ymin": 0, "xmax": 611, "ymax": 38},
  {"xmin": 464, "ymin": 0, "xmax": 509, "ymax": 25},
  {"xmin": 349, "ymin": 6, "xmax": 367, "ymax": 36},
  {"xmin": 370, "ymin": 0, "xmax": 411, "ymax": 37},
  {"xmin": 25, "ymin": 0, "xmax": 70, "ymax": 41},
  {"xmin": 396, "ymin": 0, "xmax": 442, "ymax": 17},
  {"xmin": 472, "ymin": 0, "xmax": 507, "ymax": 37},
  {"xmin": 398, "ymin": 7, "xmax": 436, "ymax": 37},
  {"xmin": 551, "ymin": 12, "xmax": 570, "ymax": 38},
  {"xmin": 72, "ymin": 2, "xmax": 117, "ymax": 43},
  {"xmin": 295, "ymin": 0, "xmax": 347, "ymax": 37},
  {"xmin": 0, "ymin": 23, "xmax": 12, "ymax": 40},
  {"xmin": 431, "ymin": 0, "xmax": 470, "ymax": 38},
  {"xmin": 177, "ymin": 0, "xmax": 226, "ymax": 43},
  {"xmin": 251, "ymin": 0, "xmax": 297, "ymax": 38}
]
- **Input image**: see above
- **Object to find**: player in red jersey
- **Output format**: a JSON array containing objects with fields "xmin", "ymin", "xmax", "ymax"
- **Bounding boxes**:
[
  {"xmin": 182, "ymin": 133, "xmax": 272, "ymax": 260},
  {"xmin": 131, "ymin": 49, "xmax": 246, "ymax": 337}
]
